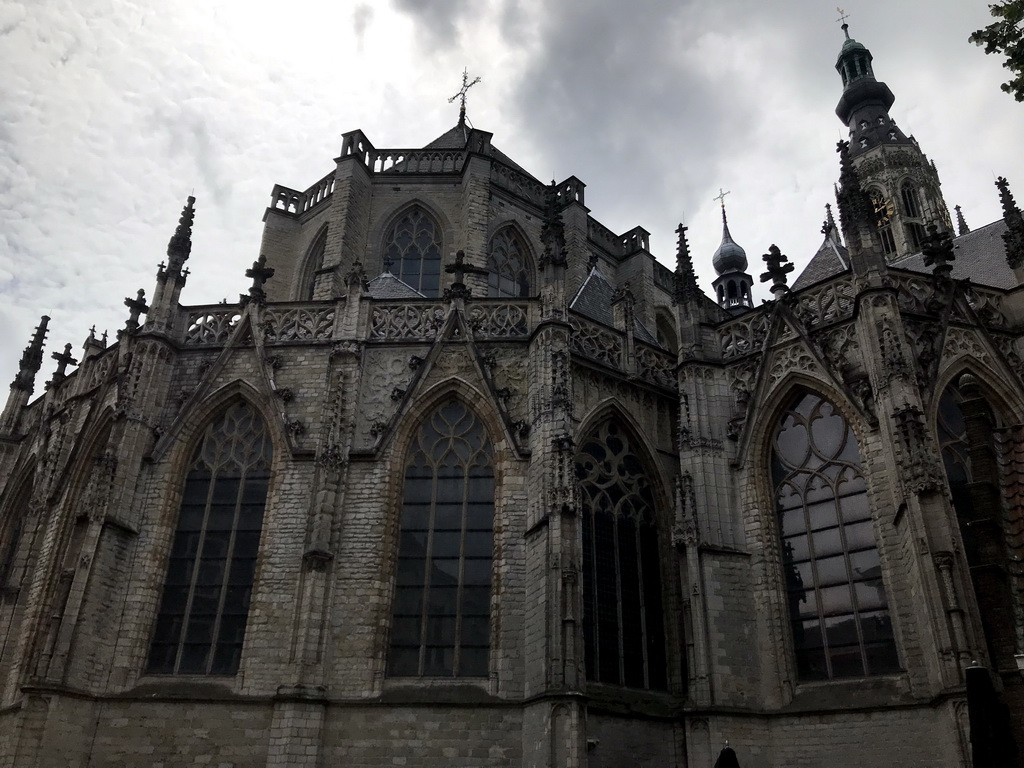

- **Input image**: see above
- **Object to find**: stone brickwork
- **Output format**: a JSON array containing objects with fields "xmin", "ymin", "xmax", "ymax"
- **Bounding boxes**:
[{"xmin": 1, "ymin": 48, "xmax": 1024, "ymax": 765}]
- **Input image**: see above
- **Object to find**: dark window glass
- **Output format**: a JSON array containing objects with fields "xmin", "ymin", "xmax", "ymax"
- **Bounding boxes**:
[
  {"xmin": 388, "ymin": 400, "xmax": 494, "ymax": 677},
  {"xmin": 0, "ymin": 471, "xmax": 33, "ymax": 586},
  {"xmin": 772, "ymin": 393, "xmax": 899, "ymax": 680},
  {"xmin": 147, "ymin": 402, "xmax": 272, "ymax": 675},
  {"xmin": 384, "ymin": 208, "xmax": 443, "ymax": 297},
  {"xmin": 486, "ymin": 228, "xmax": 531, "ymax": 298},
  {"xmin": 299, "ymin": 227, "xmax": 328, "ymax": 301},
  {"xmin": 901, "ymin": 184, "xmax": 921, "ymax": 218},
  {"xmin": 578, "ymin": 419, "xmax": 668, "ymax": 691}
]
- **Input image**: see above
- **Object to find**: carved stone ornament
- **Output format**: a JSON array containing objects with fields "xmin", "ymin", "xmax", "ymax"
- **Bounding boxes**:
[{"xmin": 892, "ymin": 404, "xmax": 945, "ymax": 494}]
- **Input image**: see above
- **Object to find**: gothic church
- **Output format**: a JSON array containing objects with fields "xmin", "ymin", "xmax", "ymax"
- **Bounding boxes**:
[{"xmin": 1, "ymin": 25, "xmax": 1023, "ymax": 768}]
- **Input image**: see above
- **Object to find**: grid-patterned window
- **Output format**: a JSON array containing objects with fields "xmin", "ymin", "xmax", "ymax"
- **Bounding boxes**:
[
  {"xmin": 384, "ymin": 207, "xmax": 443, "ymax": 297},
  {"xmin": 578, "ymin": 419, "xmax": 667, "ymax": 690},
  {"xmin": 901, "ymin": 183, "xmax": 921, "ymax": 218},
  {"xmin": 772, "ymin": 392, "xmax": 899, "ymax": 680},
  {"xmin": 486, "ymin": 228, "xmax": 531, "ymax": 298},
  {"xmin": 388, "ymin": 400, "xmax": 494, "ymax": 677},
  {"xmin": 147, "ymin": 402, "xmax": 272, "ymax": 676},
  {"xmin": 0, "ymin": 471, "xmax": 32, "ymax": 586}
]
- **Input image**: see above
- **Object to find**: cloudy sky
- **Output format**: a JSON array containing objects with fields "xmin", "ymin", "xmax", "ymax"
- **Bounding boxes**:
[{"xmin": 1, "ymin": 0, "xmax": 1022, "ymax": 393}]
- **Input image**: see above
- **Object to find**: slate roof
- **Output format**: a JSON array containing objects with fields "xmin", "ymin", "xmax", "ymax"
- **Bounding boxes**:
[
  {"xmin": 790, "ymin": 218, "xmax": 1017, "ymax": 291},
  {"xmin": 891, "ymin": 219, "xmax": 1015, "ymax": 290},
  {"xmin": 792, "ymin": 235, "xmax": 850, "ymax": 291},
  {"xmin": 424, "ymin": 124, "xmax": 536, "ymax": 179},
  {"xmin": 569, "ymin": 267, "xmax": 659, "ymax": 345},
  {"xmin": 366, "ymin": 271, "xmax": 425, "ymax": 300}
]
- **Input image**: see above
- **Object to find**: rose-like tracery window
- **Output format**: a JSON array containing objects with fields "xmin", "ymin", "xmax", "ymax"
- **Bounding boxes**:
[
  {"xmin": 389, "ymin": 400, "xmax": 494, "ymax": 677},
  {"xmin": 772, "ymin": 392, "xmax": 899, "ymax": 680},
  {"xmin": 384, "ymin": 207, "xmax": 443, "ymax": 297},
  {"xmin": 577, "ymin": 419, "xmax": 667, "ymax": 690},
  {"xmin": 147, "ymin": 402, "xmax": 272, "ymax": 675},
  {"xmin": 486, "ymin": 228, "xmax": 530, "ymax": 298}
]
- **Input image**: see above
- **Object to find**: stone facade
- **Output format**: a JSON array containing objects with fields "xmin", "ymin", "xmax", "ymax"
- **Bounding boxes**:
[{"xmin": 1, "ymin": 31, "xmax": 1023, "ymax": 768}]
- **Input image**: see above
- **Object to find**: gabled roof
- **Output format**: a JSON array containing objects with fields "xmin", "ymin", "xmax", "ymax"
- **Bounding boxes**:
[
  {"xmin": 890, "ymin": 219, "xmax": 1015, "ymax": 290},
  {"xmin": 424, "ymin": 123, "xmax": 537, "ymax": 179},
  {"xmin": 366, "ymin": 271, "xmax": 425, "ymax": 300},
  {"xmin": 792, "ymin": 235, "xmax": 850, "ymax": 291},
  {"xmin": 569, "ymin": 267, "xmax": 659, "ymax": 345},
  {"xmin": 791, "ymin": 218, "xmax": 1017, "ymax": 291}
]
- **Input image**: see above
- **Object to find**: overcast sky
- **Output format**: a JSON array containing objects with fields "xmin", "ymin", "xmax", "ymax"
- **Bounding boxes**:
[{"xmin": 1, "ymin": 0, "xmax": 1022, "ymax": 394}]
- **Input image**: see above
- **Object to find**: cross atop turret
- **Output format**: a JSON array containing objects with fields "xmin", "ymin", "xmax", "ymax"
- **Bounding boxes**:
[
  {"xmin": 242, "ymin": 254, "xmax": 276, "ymax": 306},
  {"xmin": 449, "ymin": 68, "xmax": 481, "ymax": 126},
  {"xmin": 124, "ymin": 289, "xmax": 149, "ymax": 333},
  {"xmin": 48, "ymin": 343, "xmax": 78, "ymax": 388}
]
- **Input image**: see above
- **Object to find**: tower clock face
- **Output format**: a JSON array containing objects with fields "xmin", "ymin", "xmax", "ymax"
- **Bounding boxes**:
[{"xmin": 871, "ymin": 193, "xmax": 895, "ymax": 227}]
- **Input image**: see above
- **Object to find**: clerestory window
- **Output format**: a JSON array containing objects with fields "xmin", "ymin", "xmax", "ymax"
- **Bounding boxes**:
[
  {"xmin": 147, "ymin": 402, "xmax": 272, "ymax": 676},
  {"xmin": 577, "ymin": 419, "xmax": 668, "ymax": 690},
  {"xmin": 383, "ymin": 207, "xmax": 443, "ymax": 297},
  {"xmin": 772, "ymin": 392, "xmax": 899, "ymax": 680},
  {"xmin": 388, "ymin": 400, "xmax": 495, "ymax": 677},
  {"xmin": 486, "ymin": 228, "xmax": 531, "ymax": 298},
  {"xmin": 298, "ymin": 226, "xmax": 328, "ymax": 301}
]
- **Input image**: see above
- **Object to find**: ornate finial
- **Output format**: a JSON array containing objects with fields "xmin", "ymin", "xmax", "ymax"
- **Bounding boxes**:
[
  {"xmin": 837, "ymin": 7, "xmax": 850, "ymax": 38},
  {"xmin": 449, "ymin": 68, "xmax": 481, "ymax": 127},
  {"xmin": 921, "ymin": 224, "xmax": 955, "ymax": 279},
  {"xmin": 834, "ymin": 140, "xmax": 873, "ymax": 238},
  {"xmin": 821, "ymin": 203, "xmax": 839, "ymax": 239},
  {"xmin": 954, "ymin": 205, "xmax": 970, "ymax": 235},
  {"xmin": 539, "ymin": 181, "xmax": 568, "ymax": 269},
  {"xmin": 48, "ymin": 343, "xmax": 78, "ymax": 388},
  {"xmin": 344, "ymin": 260, "xmax": 368, "ymax": 291},
  {"xmin": 11, "ymin": 316, "xmax": 49, "ymax": 392},
  {"xmin": 995, "ymin": 176, "xmax": 1024, "ymax": 270},
  {"xmin": 443, "ymin": 249, "xmax": 487, "ymax": 301},
  {"xmin": 165, "ymin": 196, "xmax": 196, "ymax": 276},
  {"xmin": 124, "ymin": 289, "xmax": 150, "ymax": 333},
  {"xmin": 760, "ymin": 244, "xmax": 794, "ymax": 297},
  {"xmin": 673, "ymin": 223, "xmax": 699, "ymax": 304},
  {"xmin": 714, "ymin": 188, "xmax": 731, "ymax": 220},
  {"xmin": 242, "ymin": 254, "xmax": 276, "ymax": 306}
]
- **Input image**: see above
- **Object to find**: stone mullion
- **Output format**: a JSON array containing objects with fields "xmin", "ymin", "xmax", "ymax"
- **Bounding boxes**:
[{"xmin": 856, "ymin": 286, "xmax": 975, "ymax": 691}]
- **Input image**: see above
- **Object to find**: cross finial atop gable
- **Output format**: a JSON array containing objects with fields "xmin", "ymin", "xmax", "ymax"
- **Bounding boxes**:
[{"xmin": 449, "ymin": 68, "xmax": 482, "ymax": 126}]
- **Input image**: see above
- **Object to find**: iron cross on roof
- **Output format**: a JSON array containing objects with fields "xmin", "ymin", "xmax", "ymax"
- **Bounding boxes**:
[
  {"xmin": 449, "ymin": 68, "xmax": 481, "ymax": 125},
  {"xmin": 713, "ymin": 188, "xmax": 731, "ymax": 207}
]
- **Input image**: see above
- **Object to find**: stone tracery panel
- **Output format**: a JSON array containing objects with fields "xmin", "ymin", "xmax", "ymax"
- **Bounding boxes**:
[
  {"xmin": 263, "ymin": 306, "xmax": 335, "ymax": 342},
  {"xmin": 371, "ymin": 304, "xmax": 447, "ymax": 341}
]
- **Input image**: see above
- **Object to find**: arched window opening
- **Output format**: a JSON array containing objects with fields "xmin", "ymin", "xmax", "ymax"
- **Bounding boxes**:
[
  {"xmin": 0, "ymin": 470, "xmax": 33, "ymax": 586},
  {"xmin": 298, "ymin": 227, "xmax": 328, "ymax": 301},
  {"xmin": 727, "ymin": 281, "xmax": 737, "ymax": 301},
  {"xmin": 900, "ymin": 184, "xmax": 921, "ymax": 219},
  {"xmin": 577, "ymin": 419, "xmax": 667, "ymax": 690},
  {"xmin": 655, "ymin": 312, "xmax": 678, "ymax": 353},
  {"xmin": 772, "ymin": 392, "xmax": 899, "ymax": 680},
  {"xmin": 717, "ymin": 286, "xmax": 725, "ymax": 303},
  {"xmin": 906, "ymin": 222, "xmax": 926, "ymax": 251},
  {"xmin": 937, "ymin": 376, "xmax": 1021, "ymax": 673},
  {"xmin": 486, "ymin": 228, "xmax": 531, "ymax": 298},
  {"xmin": 383, "ymin": 207, "xmax": 443, "ymax": 297},
  {"xmin": 389, "ymin": 400, "xmax": 494, "ymax": 677},
  {"xmin": 147, "ymin": 402, "xmax": 272, "ymax": 676}
]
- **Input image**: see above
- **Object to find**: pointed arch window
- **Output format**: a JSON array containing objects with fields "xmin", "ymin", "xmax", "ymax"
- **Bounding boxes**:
[
  {"xmin": 389, "ymin": 400, "xmax": 494, "ymax": 677},
  {"xmin": 577, "ymin": 419, "xmax": 667, "ymax": 690},
  {"xmin": 147, "ymin": 402, "xmax": 272, "ymax": 676},
  {"xmin": 384, "ymin": 207, "xmax": 443, "ymax": 297},
  {"xmin": 486, "ymin": 228, "xmax": 531, "ymax": 298},
  {"xmin": 772, "ymin": 393, "xmax": 899, "ymax": 680},
  {"xmin": 0, "ymin": 470, "xmax": 33, "ymax": 587},
  {"xmin": 298, "ymin": 226, "xmax": 328, "ymax": 301},
  {"xmin": 900, "ymin": 183, "xmax": 921, "ymax": 219}
]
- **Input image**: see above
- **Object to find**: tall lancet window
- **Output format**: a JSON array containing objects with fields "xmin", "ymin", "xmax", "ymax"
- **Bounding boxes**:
[
  {"xmin": 148, "ymin": 402, "xmax": 272, "ymax": 676},
  {"xmin": 383, "ymin": 207, "xmax": 443, "ymax": 297},
  {"xmin": 298, "ymin": 226, "xmax": 328, "ymax": 300},
  {"xmin": 389, "ymin": 400, "xmax": 494, "ymax": 677},
  {"xmin": 577, "ymin": 419, "xmax": 667, "ymax": 690},
  {"xmin": 772, "ymin": 392, "xmax": 899, "ymax": 680},
  {"xmin": 486, "ymin": 228, "xmax": 531, "ymax": 298},
  {"xmin": 0, "ymin": 470, "xmax": 33, "ymax": 586}
]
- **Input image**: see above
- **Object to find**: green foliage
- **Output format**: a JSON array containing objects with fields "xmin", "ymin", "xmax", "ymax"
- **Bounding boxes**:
[{"xmin": 970, "ymin": 1, "xmax": 1024, "ymax": 101}]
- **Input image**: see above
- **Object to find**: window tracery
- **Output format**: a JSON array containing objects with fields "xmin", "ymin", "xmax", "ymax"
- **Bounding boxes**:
[
  {"xmin": 384, "ymin": 207, "xmax": 443, "ymax": 297},
  {"xmin": 0, "ymin": 470, "xmax": 32, "ymax": 586},
  {"xmin": 299, "ymin": 227, "xmax": 328, "ymax": 301},
  {"xmin": 772, "ymin": 392, "xmax": 898, "ymax": 680},
  {"xmin": 388, "ymin": 400, "xmax": 494, "ymax": 677},
  {"xmin": 486, "ymin": 228, "xmax": 531, "ymax": 298},
  {"xmin": 577, "ymin": 419, "xmax": 667, "ymax": 690},
  {"xmin": 147, "ymin": 402, "xmax": 272, "ymax": 676}
]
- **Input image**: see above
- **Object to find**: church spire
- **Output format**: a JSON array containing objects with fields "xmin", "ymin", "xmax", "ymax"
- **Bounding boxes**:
[
  {"xmin": 834, "ymin": 21, "xmax": 909, "ymax": 157},
  {"xmin": 711, "ymin": 191, "xmax": 753, "ymax": 312},
  {"xmin": 996, "ymin": 176, "xmax": 1024, "ymax": 271},
  {"xmin": 1, "ymin": 315, "xmax": 50, "ymax": 435}
]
